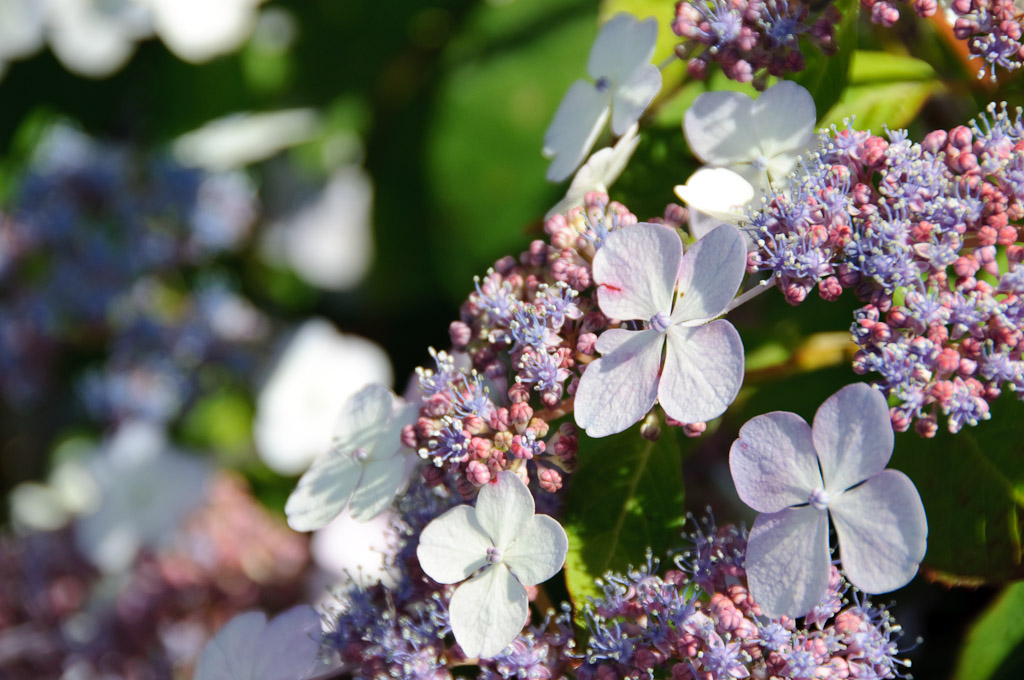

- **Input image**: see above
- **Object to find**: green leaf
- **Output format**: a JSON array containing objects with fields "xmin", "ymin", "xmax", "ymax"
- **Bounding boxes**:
[
  {"xmin": 792, "ymin": 0, "xmax": 859, "ymax": 119},
  {"xmin": 819, "ymin": 52, "xmax": 943, "ymax": 132},
  {"xmin": 890, "ymin": 393, "xmax": 1024, "ymax": 584},
  {"xmin": 563, "ymin": 419, "xmax": 685, "ymax": 605},
  {"xmin": 599, "ymin": 0, "xmax": 683, "ymax": 69},
  {"xmin": 180, "ymin": 390, "xmax": 254, "ymax": 463},
  {"xmin": 953, "ymin": 580, "xmax": 1024, "ymax": 680}
]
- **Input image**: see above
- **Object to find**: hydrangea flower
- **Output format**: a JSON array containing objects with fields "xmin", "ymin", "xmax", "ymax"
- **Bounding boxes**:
[
  {"xmin": 729, "ymin": 383, "xmax": 928, "ymax": 618},
  {"xmin": 285, "ymin": 383, "xmax": 417, "ymax": 530},
  {"xmin": 416, "ymin": 471, "xmax": 568, "ymax": 659},
  {"xmin": 574, "ymin": 223, "xmax": 747, "ymax": 437},
  {"xmin": 546, "ymin": 124, "xmax": 640, "ymax": 219},
  {"xmin": 194, "ymin": 605, "xmax": 326, "ymax": 680},
  {"xmin": 543, "ymin": 13, "xmax": 661, "ymax": 182},
  {"xmin": 676, "ymin": 81, "xmax": 816, "ymax": 235}
]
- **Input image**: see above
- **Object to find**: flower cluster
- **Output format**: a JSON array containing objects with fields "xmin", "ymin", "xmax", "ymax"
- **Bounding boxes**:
[
  {"xmin": 573, "ymin": 517, "xmax": 913, "ymax": 680},
  {"xmin": 0, "ymin": 474, "xmax": 309, "ymax": 679},
  {"xmin": 671, "ymin": 0, "xmax": 842, "ymax": 86},
  {"xmin": 746, "ymin": 104, "xmax": 1024, "ymax": 435},
  {"xmin": 860, "ymin": 0, "xmax": 937, "ymax": 28},
  {"xmin": 947, "ymin": 0, "xmax": 1024, "ymax": 79},
  {"xmin": 0, "ymin": 126, "xmax": 264, "ymax": 421},
  {"xmin": 407, "ymin": 191, "xmax": 731, "ymax": 494}
]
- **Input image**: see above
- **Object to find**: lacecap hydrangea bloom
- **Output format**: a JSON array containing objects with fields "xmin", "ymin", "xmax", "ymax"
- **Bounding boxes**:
[{"xmin": 730, "ymin": 383, "xmax": 928, "ymax": 617}]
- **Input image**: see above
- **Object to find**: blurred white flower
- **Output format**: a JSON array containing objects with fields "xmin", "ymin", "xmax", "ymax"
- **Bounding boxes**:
[
  {"xmin": 311, "ymin": 506, "xmax": 401, "ymax": 589},
  {"xmin": 253, "ymin": 319, "xmax": 393, "ymax": 476},
  {"xmin": 149, "ymin": 0, "xmax": 265, "ymax": 63},
  {"xmin": 9, "ymin": 450, "xmax": 99, "ymax": 533},
  {"xmin": 543, "ymin": 13, "xmax": 661, "ymax": 182},
  {"xmin": 173, "ymin": 109, "xmax": 320, "ymax": 171},
  {"xmin": 285, "ymin": 383, "xmax": 417, "ymax": 528},
  {"xmin": 546, "ymin": 124, "xmax": 640, "ymax": 219},
  {"xmin": 73, "ymin": 421, "xmax": 211, "ymax": 573},
  {"xmin": 0, "ymin": 0, "xmax": 45, "ymax": 74},
  {"xmin": 263, "ymin": 167, "xmax": 375, "ymax": 291},
  {"xmin": 193, "ymin": 605, "xmax": 326, "ymax": 680},
  {"xmin": 46, "ymin": 0, "xmax": 151, "ymax": 78}
]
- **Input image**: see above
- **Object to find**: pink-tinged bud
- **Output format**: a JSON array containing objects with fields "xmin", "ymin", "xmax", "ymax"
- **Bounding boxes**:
[
  {"xmin": 401, "ymin": 424, "xmax": 419, "ymax": 448},
  {"xmin": 683, "ymin": 422, "xmax": 706, "ymax": 438},
  {"xmin": 931, "ymin": 380, "xmax": 955, "ymax": 405},
  {"xmin": 567, "ymin": 265, "xmax": 592, "ymax": 291},
  {"xmin": 954, "ymin": 255, "xmax": 979, "ymax": 278},
  {"xmin": 493, "ymin": 255, "xmax": 517, "ymax": 275},
  {"xmin": 949, "ymin": 125, "xmax": 974, "ymax": 150},
  {"xmin": 489, "ymin": 407, "xmax": 510, "ymax": 432},
  {"xmin": 540, "ymin": 388, "xmax": 562, "ymax": 409},
  {"xmin": 921, "ymin": 129, "xmax": 947, "ymax": 153},
  {"xmin": 998, "ymin": 226, "xmax": 1019, "ymax": 246},
  {"xmin": 469, "ymin": 437, "xmax": 491, "ymax": 460},
  {"xmin": 663, "ymin": 203, "xmax": 688, "ymax": 228},
  {"xmin": 915, "ymin": 416, "xmax": 938, "ymax": 438},
  {"xmin": 487, "ymin": 449, "xmax": 508, "ymax": 471},
  {"xmin": 553, "ymin": 433, "xmax": 578, "ymax": 460},
  {"xmin": 710, "ymin": 593, "xmax": 743, "ymax": 631},
  {"xmin": 493, "ymin": 430, "xmax": 513, "ymax": 451},
  {"xmin": 1008, "ymin": 245, "xmax": 1024, "ymax": 264},
  {"xmin": 640, "ymin": 415, "xmax": 661, "ymax": 441},
  {"xmin": 937, "ymin": 347, "xmax": 961, "ymax": 374},
  {"xmin": 959, "ymin": 358, "xmax": 978, "ymax": 376},
  {"xmin": 582, "ymin": 311, "xmax": 607, "ymax": 334},
  {"xmin": 596, "ymin": 665, "xmax": 619, "ymax": 680},
  {"xmin": 510, "ymin": 402, "xmax": 533, "ymax": 429},
  {"xmin": 978, "ymin": 225, "xmax": 999, "ymax": 246},
  {"xmin": 890, "ymin": 407, "xmax": 910, "ymax": 432},
  {"xmin": 449, "ymin": 321, "xmax": 472, "ymax": 348},
  {"xmin": 538, "ymin": 467, "xmax": 562, "ymax": 493},
  {"xmin": 464, "ymin": 415, "xmax": 486, "ymax": 435},
  {"xmin": 687, "ymin": 56, "xmax": 709, "ymax": 80},
  {"xmin": 544, "ymin": 212, "xmax": 568, "ymax": 236},
  {"xmin": 508, "ymin": 381, "xmax": 531, "ymax": 404},
  {"xmin": 425, "ymin": 393, "xmax": 451, "ymax": 418},
  {"xmin": 577, "ymin": 332, "xmax": 597, "ymax": 355},
  {"xmin": 550, "ymin": 256, "xmax": 571, "ymax": 281},
  {"xmin": 912, "ymin": 0, "xmax": 937, "ymax": 15},
  {"xmin": 422, "ymin": 464, "xmax": 446, "ymax": 487},
  {"xmin": 818, "ymin": 276, "xmax": 843, "ymax": 301},
  {"xmin": 961, "ymin": 336, "xmax": 983, "ymax": 358},
  {"xmin": 784, "ymin": 281, "xmax": 809, "ymax": 305},
  {"xmin": 415, "ymin": 417, "xmax": 436, "ymax": 439},
  {"xmin": 528, "ymin": 418, "xmax": 550, "ymax": 438},
  {"xmin": 466, "ymin": 460, "xmax": 491, "ymax": 486},
  {"xmin": 456, "ymin": 476, "xmax": 477, "ymax": 500},
  {"xmin": 870, "ymin": 321, "xmax": 892, "ymax": 343}
]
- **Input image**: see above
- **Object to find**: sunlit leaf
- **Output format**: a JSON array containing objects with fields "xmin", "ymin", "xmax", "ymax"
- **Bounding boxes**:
[{"xmin": 953, "ymin": 580, "xmax": 1024, "ymax": 680}]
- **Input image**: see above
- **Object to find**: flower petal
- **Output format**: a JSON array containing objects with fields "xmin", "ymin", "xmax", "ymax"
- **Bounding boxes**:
[
  {"xmin": 750, "ymin": 81, "xmax": 817, "ymax": 162},
  {"xmin": 543, "ymin": 80, "xmax": 610, "ymax": 182},
  {"xmin": 830, "ymin": 469, "xmax": 928, "ymax": 594},
  {"xmin": 746, "ymin": 507, "xmax": 831, "ymax": 618},
  {"xmin": 730, "ymin": 411, "xmax": 822, "ymax": 513},
  {"xmin": 252, "ymin": 605, "xmax": 324, "ymax": 680},
  {"xmin": 417, "ymin": 505, "xmax": 492, "ymax": 584},
  {"xmin": 369, "ymin": 401, "xmax": 418, "ymax": 462},
  {"xmin": 545, "ymin": 125, "xmax": 640, "ymax": 220},
  {"xmin": 285, "ymin": 449, "xmax": 361, "ymax": 532},
  {"xmin": 674, "ymin": 168, "xmax": 756, "ymax": 225},
  {"xmin": 475, "ymin": 470, "xmax": 536, "ymax": 549},
  {"xmin": 687, "ymin": 209, "xmax": 726, "ymax": 240},
  {"xmin": 332, "ymin": 383, "xmax": 396, "ymax": 451},
  {"xmin": 611, "ymin": 63, "xmax": 661, "ymax": 135},
  {"xmin": 574, "ymin": 329, "xmax": 665, "ymax": 437},
  {"xmin": 812, "ymin": 383, "xmax": 894, "ymax": 493},
  {"xmin": 587, "ymin": 13, "xmax": 658, "ymax": 84},
  {"xmin": 503, "ymin": 514, "xmax": 568, "ymax": 586},
  {"xmin": 683, "ymin": 90, "xmax": 757, "ymax": 165},
  {"xmin": 594, "ymin": 222, "xmax": 682, "ymax": 321},
  {"xmin": 672, "ymin": 224, "xmax": 747, "ymax": 323},
  {"xmin": 449, "ymin": 564, "xmax": 529, "ymax": 659},
  {"xmin": 194, "ymin": 611, "xmax": 264, "ymax": 680},
  {"xmin": 659, "ymin": 321, "xmax": 743, "ymax": 424},
  {"xmin": 347, "ymin": 456, "xmax": 406, "ymax": 521}
]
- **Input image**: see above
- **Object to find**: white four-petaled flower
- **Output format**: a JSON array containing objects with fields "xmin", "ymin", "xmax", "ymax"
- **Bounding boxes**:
[
  {"xmin": 416, "ymin": 471, "xmax": 569, "ymax": 659},
  {"xmin": 543, "ymin": 13, "xmax": 661, "ymax": 182},
  {"xmin": 675, "ymin": 81, "xmax": 817, "ymax": 237},
  {"xmin": 285, "ymin": 383, "xmax": 417, "ymax": 530},
  {"xmin": 574, "ymin": 222, "xmax": 747, "ymax": 437},
  {"xmin": 730, "ymin": 383, "xmax": 928, "ymax": 618}
]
